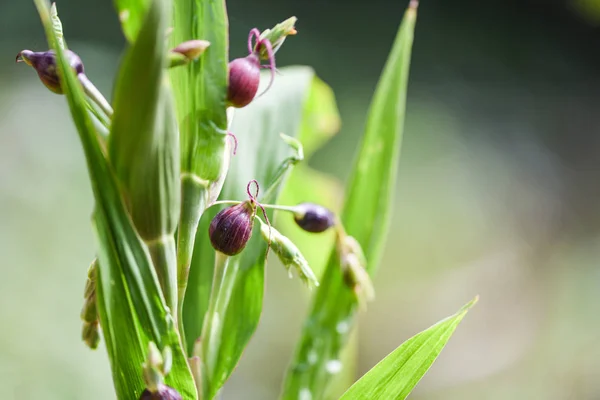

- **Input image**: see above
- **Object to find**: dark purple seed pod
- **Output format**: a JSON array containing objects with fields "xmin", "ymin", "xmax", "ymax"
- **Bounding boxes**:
[
  {"xmin": 16, "ymin": 49, "xmax": 84, "ymax": 94},
  {"xmin": 293, "ymin": 203, "xmax": 335, "ymax": 233},
  {"xmin": 209, "ymin": 201, "xmax": 256, "ymax": 256},
  {"xmin": 139, "ymin": 386, "xmax": 182, "ymax": 400},
  {"xmin": 226, "ymin": 53, "xmax": 261, "ymax": 108}
]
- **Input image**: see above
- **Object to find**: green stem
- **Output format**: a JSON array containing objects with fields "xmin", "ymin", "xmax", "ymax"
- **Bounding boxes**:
[
  {"xmin": 207, "ymin": 200, "xmax": 241, "ymax": 208},
  {"xmin": 146, "ymin": 235, "xmax": 178, "ymax": 322},
  {"xmin": 200, "ymin": 251, "xmax": 236, "ymax": 399},
  {"xmin": 260, "ymin": 203, "xmax": 299, "ymax": 214},
  {"xmin": 176, "ymin": 174, "xmax": 209, "ymax": 339},
  {"xmin": 79, "ymin": 74, "xmax": 113, "ymax": 117},
  {"xmin": 85, "ymin": 99, "xmax": 110, "ymax": 131}
]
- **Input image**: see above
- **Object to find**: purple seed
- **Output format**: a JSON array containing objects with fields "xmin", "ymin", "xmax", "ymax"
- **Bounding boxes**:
[
  {"xmin": 16, "ymin": 49, "xmax": 84, "ymax": 94},
  {"xmin": 226, "ymin": 53, "xmax": 261, "ymax": 108},
  {"xmin": 139, "ymin": 386, "xmax": 182, "ymax": 400},
  {"xmin": 209, "ymin": 201, "xmax": 256, "ymax": 256},
  {"xmin": 293, "ymin": 203, "xmax": 335, "ymax": 233}
]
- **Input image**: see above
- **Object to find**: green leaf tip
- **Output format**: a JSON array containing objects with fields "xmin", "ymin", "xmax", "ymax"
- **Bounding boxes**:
[
  {"xmin": 282, "ymin": 2, "xmax": 418, "ymax": 396},
  {"xmin": 257, "ymin": 17, "xmax": 298, "ymax": 59},
  {"xmin": 339, "ymin": 297, "xmax": 477, "ymax": 400}
]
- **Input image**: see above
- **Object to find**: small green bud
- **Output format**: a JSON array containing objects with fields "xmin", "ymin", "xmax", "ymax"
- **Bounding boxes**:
[
  {"xmin": 171, "ymin": 40, "xmax": 210, "ymax": 61},
  {"xmin": 80, "ymin": 291, "xmax": 97, "ymax": 322},
  {"xmin": 161, "ymin": 346, "xmax": 172, "ymax": 376},
  {"xmin": 259, "ymin": 221, "xmax": 319, "ymax": 288},
  {"xmin": 337, "ymin": 235, "xmax": 374, "ymax": 307},
  {"xmin": 257, "ymin": 17, "xmax": 297, "ymax": 59},
  {"xmin": 141, "ymin": 343, "xmax": 180, "ymax": 399},
  {"xmin": 82, "ymin": 321, "xmax": 100, "ymax": 350},
  {"xmin": 16, "ymin": 49, "xmax": 84, "ymax": 94}
]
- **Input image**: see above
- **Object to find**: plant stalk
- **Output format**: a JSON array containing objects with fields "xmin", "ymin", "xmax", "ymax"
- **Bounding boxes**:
[
  {"xmin": 79, "ymin": 74, "xmax": 114, "ymax": 117},
  {"xmin": 176, "ymin": 174, "xmax": 209, "ymax": 337},
  {"xmin": 200, "ymin": 251, "xmax": 237, "ymax": 399},
  {"xmin": 146, "ymin": 235, "xmax": 178, "ymax": 322}
]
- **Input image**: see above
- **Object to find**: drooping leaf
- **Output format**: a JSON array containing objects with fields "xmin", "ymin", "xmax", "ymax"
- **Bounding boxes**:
[
  {"xmin": 281, "ymin": 3, "xmax": 419, "ymax": 398},
  {"xmin": 114, "ymin": 0, "xmax": 149, "ymax": 42},
  {"xmin": 339, "ymin": 298, "xmax": 478, "ymax": 400},
  {"xmin": 182, "ymin": 67, "xmax": 338, "ymax": 399},
  {"xmin": 33, "ymin": 1, "xmax": 196, "ymax": 398}
]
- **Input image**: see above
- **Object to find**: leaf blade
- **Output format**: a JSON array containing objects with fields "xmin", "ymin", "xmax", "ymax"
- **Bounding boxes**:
[
  {"xmin": 339, "ymin": 298, "xmax": 478, "ymax": 400},
  {"xmin": 114, "ymin": 0, "xmax": 149, "ymax": 42},
  {"xmin": 281, "ymin": 4, "xmax": 419, "ymax": 398}
]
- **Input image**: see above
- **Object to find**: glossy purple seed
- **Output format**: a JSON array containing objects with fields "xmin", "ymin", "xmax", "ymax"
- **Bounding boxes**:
[
  {"xmin": 226, "ymin": 53, "xmax": 261, "ymax": 108},
  {"xmin": 293, "ymin": 203, "xmax": 335, "ymax": 233},
  {"xmin": 209, "ymin": 201, "xmax": 256, "ymax": 256}
]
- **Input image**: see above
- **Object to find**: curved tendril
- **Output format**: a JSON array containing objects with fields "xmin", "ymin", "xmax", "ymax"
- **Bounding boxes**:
[
  {"xmin": 256, "ymin": 38, "xmax": 276, "ymax": 98},
  {"xmin": 247, "ymin": 28, "xmax": 261, "ymax": 54},
  {"xmin": 257, "ymin": 202, "xmax": 272, "ymax": 258},
  {"xmin": 245, "ymin": 179, "xmax": 272, "ymax": 257},
  {"xmin": 226, "ymin": 131, "xmax": 238, "ymax": 155},
  {"xmin": 247, "ymin": 179, "xmax": 260, "ymax": 201}
]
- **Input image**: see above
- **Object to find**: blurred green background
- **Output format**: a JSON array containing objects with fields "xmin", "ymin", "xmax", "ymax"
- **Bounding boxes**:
[{"xmin": 2, "ymin": 0, "xmax": 600, "ymax": 399}]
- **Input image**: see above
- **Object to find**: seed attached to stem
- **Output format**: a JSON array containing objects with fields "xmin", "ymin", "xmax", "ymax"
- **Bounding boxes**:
[
  {"xmin": 227, "ymin": 53, "xmax": 261, "ymax": 108},
  {"xmin": 226, "ymin": 28, "xmax": 277, "ymax": 108},
  {"xmin": 292, "ymin": 203, "xmax": 335, "ymax": 233},
  {"xmin": 171, "ymin": 39, "xmax": 210, "ymax": 60},
  {"xmin": 208, "ymin": 180, "xmax": 272, "ymax": 257},
  {"xmin": 209, "ymin": 200, "xmax": 257, "ymax": 256},
  {"xmin": 16, "ymin": 49, "xmax": 83, "ymax": 94},
  {"xmin": 337, "ymin": 234, "xmax": 375, "ymax": 308}
]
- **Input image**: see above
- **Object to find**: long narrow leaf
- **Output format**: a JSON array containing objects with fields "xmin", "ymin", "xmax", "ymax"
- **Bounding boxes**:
[
  {"xmin": 33, "ymin": 1, "xmax": 196, "ymax": 398},
  {"xmin": 339, "ymin": 298, "xmax": 478, "ymax": 400},
  {"xmin": 109, "ymin": 0, "xmax": 180, "ymax": 315},
  {"xmin": 281, "ymin": 3, "xmax": 418, "ymax": 398},
  {"xmin": 114, "ymin": 0, "xmax": 149, "ymax": 42}
]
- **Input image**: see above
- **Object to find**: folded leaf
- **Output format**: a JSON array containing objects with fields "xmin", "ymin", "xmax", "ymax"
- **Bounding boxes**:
[
  {"xmin": 109, "ymin": 0, "xmax": 179, "ymax": 313},
  {"xmin": 339, "ymin": 298, "xmax": 478, "ymax": 400}
]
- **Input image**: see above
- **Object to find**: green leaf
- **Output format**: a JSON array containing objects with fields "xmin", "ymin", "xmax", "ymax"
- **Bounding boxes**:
[
  {"xmin": 281, "ymin": 3, "xmax": 418, "ymax": 398},
  {"xmin": 109, "ymin": 0, "xmax": 179, "ymax": 313},
  {"xmin": 33, "ymin": 1, "xmax": 196, "ymax": 398},
  {"xmin": 276, "ymin": 76, "xmax": 342, "ymax": 277},
  {"xmin": 169, "ymin": 0, "xmax": 230, "ymax": 332},
  {"xmin": 339, "ymin": 298, "xmax": 478, "ymax": 400},
  {"xmin": 114, "ymin": 0, "xmax": 149, "ymax": 42},
  {"xmin": 169, "ymin": 0, "xmax": 228, "ymax": 179},
  {"xmin": 182, "ymin": 67, "xmax": 335, "ymax": 398}
]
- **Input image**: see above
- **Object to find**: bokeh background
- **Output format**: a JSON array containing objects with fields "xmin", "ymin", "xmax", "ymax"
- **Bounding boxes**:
[{"xmin": 2, "ymin": 0, "xmax": 600, "ymax": 399}]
